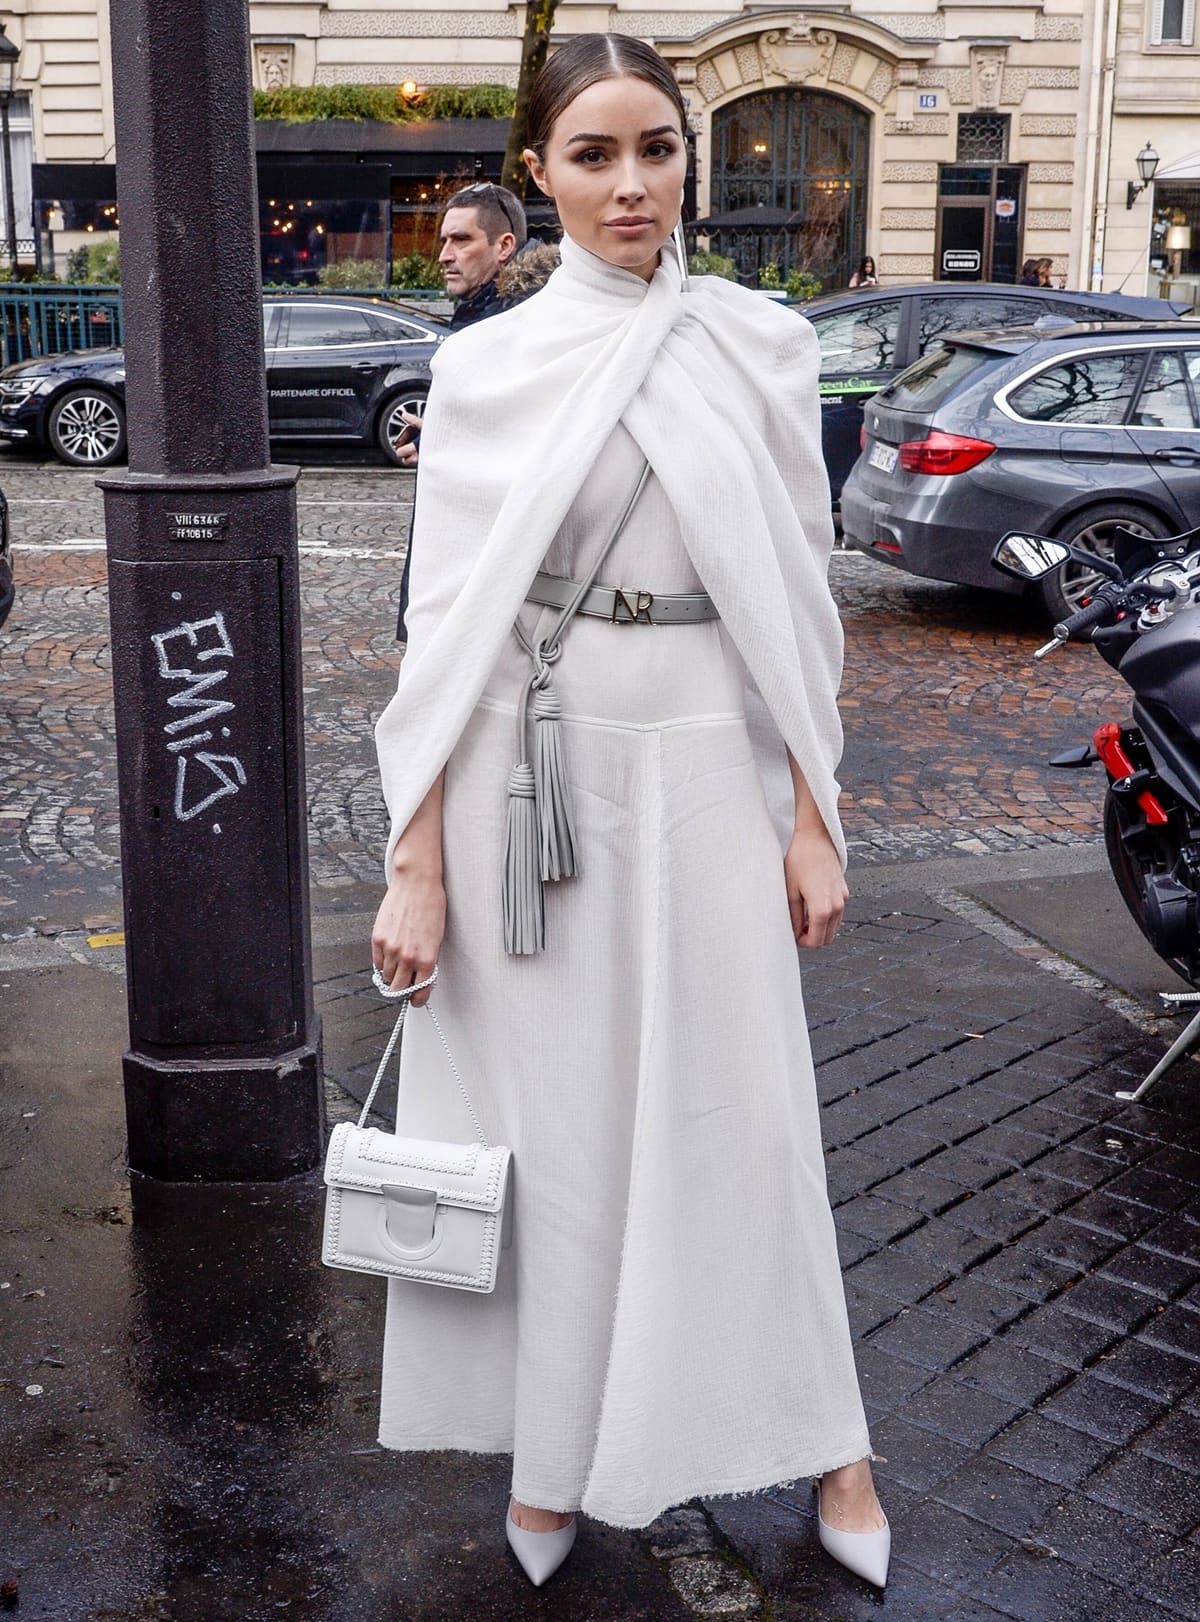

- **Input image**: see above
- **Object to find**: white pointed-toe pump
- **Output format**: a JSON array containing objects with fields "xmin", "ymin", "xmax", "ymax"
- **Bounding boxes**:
[
  {"xmin": 814, "ymin": 1478, "xmax": 891, "ymax": 1589},
  {"xmin": 505, "ymin": 1503, "xmax": 578, "ymax": 1587}
]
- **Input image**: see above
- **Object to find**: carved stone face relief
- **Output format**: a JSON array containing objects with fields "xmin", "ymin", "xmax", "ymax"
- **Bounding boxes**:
[
  {"xmin": 760, "ymin": 24, "xmax": 837, "ymax": 86},
  {"xmin": 971, "ymin": 49, "xmax": 1006, "ymax": 110},
  {"xmin": 255, "ymin": 43, "xmax": 294, "ymax": 92}
]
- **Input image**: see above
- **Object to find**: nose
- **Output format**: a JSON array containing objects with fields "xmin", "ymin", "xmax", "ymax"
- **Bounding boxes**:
[
  {"xmin": 613, "ymin": 160, "xmax": 647, "ymax": 205},
  {"xmin": 439, "ymin": 243, "xmax": 454, "ymax": 264}
]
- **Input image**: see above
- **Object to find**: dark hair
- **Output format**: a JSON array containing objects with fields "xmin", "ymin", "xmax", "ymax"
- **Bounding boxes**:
[
  {"xmin": 525, "ymin": 33, "xmax": 688, "ymax": 158},
  {"xmin": 443, "ymin": 181, "xmax": 528, "ymax": 249},
  {"xmin": 857, "ymin": 256, "xmax": 876, "ymax": 274}
]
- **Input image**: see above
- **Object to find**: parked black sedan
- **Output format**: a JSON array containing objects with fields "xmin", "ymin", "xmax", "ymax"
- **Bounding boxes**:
[
  {"xmin": 797, "ymin": 282, "xmax": 1192, "ymax": 503},
  {"xmin": 841, "ymin": 321, "xmax": 1200, "ymax": 621},
  {"xmin": 0, "ymin": 295, "xmax": 445, "ymax": 468}
]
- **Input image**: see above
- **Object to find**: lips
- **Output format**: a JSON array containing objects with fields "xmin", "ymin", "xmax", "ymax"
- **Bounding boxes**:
[{"xmin": 605, "ymin": 218, "xmax": 654, "ymax": 235}]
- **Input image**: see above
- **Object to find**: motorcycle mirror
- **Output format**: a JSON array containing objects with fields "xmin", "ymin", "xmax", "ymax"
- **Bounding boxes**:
[
  {"xmin": 992, "ymin": 532, "xmax": 1072, "ymax": 580},
  {"xmin": 992, "ymin": 532, "xmax": 1125, "ymax": 585}
]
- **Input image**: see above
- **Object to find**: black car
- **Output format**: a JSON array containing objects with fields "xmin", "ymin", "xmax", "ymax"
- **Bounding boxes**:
[
  {"xmin": 796, "ymin": 282, "xmax": 1192, "ymax": 503},
  {"xmin": 841, "ymin": 321, "xmax": 1200, "ymax": 620},
  {"xmin": 0, "ymin": 295, "xmax": 445, "ymax": 468}
]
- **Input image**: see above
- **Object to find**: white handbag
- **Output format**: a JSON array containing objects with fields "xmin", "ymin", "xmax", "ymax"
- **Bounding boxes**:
[{"xmin": 322, "ymin": 967, "xmax": 512, "ymax": 1292}]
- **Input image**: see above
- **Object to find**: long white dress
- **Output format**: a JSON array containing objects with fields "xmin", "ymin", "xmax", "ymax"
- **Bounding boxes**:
[{"xmin": 377, "ymin": 418, "xmax": 874, "ymax": 1530}]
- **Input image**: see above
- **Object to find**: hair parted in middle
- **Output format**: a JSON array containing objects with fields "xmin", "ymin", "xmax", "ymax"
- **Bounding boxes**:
[{"xmin": 525, "ymin": 33, "xmax": 689, "ymax": 160}]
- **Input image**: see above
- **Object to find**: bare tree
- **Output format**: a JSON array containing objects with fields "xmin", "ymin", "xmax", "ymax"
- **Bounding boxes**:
[{"xmin": 501, "ymin": 0, "xmax": 560, "ymax": 197}]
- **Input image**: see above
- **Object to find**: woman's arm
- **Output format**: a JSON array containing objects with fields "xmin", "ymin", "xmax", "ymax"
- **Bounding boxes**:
[
  {"xmin": 783, "ymin": 750, "xmax": 848, "ymax": 949},
  {"xmin": 371, "ymin": 769, "xmax": 447, "ymax": 1005}
]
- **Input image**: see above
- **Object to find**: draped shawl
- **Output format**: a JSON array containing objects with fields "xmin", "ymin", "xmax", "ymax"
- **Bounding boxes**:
[{"xmin": 375, "ymin": 232, "xmax": 845, "ymax": 872}]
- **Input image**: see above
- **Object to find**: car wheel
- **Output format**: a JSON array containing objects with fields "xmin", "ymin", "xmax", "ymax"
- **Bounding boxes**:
[
  {"xmin": 47, "ymin": 387, "xmax": 127, "ymax": 467},
  {"xmin": 1039, "ymin": 503, "xmax": 1171, "ymax": 622},
  {"xmin": 378, "ymin": 389, "xmax": 428, "ymax": 466}
]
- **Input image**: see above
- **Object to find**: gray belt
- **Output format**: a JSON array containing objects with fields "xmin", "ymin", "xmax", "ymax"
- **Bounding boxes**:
[{"xmin": 526, "ymin": 570, "xmax": 719, "ymax": 626}]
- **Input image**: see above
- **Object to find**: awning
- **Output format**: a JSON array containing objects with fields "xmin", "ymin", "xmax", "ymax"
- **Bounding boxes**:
[
  {"xmin": 1155, "ymin": 151, "xmax": 1200, "ymax": 181},
  {"xmin": 254, "ymin": 118, "xmax": 509, "ymax": 157}
]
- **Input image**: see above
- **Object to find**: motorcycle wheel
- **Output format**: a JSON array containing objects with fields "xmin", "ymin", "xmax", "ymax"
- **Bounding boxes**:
[{"xmin": 1103, "ymin": 788, "xmax": 1197, "ymax": 986}]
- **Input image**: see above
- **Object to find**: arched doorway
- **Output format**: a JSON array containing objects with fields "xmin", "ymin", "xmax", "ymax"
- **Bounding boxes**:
[{"xmin": 708, "ymin": 87, "xmax": 870, "ymax": 288}]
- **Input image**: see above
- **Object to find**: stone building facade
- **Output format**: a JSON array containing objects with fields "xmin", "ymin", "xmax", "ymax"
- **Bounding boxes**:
[{"xmin": 3, "ymin": 0, "xmax": 1197, "ymax": 295}]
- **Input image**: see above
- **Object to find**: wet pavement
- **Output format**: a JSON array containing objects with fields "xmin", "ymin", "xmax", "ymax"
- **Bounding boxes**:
[{"xmin": 2, "ymin": 461, "xmax": 1199, "ymax": 1621}]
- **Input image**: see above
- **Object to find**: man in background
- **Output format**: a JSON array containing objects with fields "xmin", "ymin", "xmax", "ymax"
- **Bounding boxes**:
[{"xmin": 395, "ymin": 186, "xmax": 562, "ymax": 639}]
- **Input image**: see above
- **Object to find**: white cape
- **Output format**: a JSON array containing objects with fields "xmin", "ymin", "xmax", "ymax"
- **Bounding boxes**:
[{"xmin": 375, "ymin": 232, "xmax": 845, "ymax": 866}]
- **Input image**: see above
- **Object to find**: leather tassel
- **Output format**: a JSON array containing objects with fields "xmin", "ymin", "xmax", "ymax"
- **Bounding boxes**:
[
  {"xmin": 501, "ymin": 762, "xmax": 544, "ymax": 955},
  {"xmin": 532, "ymin": 681, "xmax": 579, "ymax": 882}
]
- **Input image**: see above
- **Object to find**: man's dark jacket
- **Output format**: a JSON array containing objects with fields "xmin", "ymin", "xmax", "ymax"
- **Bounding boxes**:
[{"xmin": 395, "ymin": 245, "xmax": 560, "ymax": 641}]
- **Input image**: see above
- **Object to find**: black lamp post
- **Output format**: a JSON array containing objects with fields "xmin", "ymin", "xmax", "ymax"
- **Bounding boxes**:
[
  {"xmin": 0, "ymin": 23, "xmax": 20, "ymax": 272},
  {"xmin": 1127, "ymin": 141, "xmax": 1160, "ymax": 210}
]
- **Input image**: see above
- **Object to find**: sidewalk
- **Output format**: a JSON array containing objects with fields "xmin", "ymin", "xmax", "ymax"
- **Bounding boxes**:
[{"xmin": 3, "ymin": 868, "xmax": 1198, "ymax": 1622}]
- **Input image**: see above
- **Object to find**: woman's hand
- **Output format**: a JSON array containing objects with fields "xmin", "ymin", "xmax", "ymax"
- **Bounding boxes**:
[
  {"xmin": 371, "ymin": 868, "xmax": 446, "ymax": 1006},
  {"xmin": 784, "ymin": 824, "xmax": 848, "ymax": 948},
  {"xmin": 372, "ymin": 772, "xmax": 446, "ymax": 1006},
  {"xmin": 783, "ymin": 751, "xmax": 848, "ymax": 949}
]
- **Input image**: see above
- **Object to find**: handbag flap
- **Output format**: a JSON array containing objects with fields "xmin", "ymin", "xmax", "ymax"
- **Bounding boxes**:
[{"xmin": 324, "ymin": 1122, "xmax": 509, "ymax": 1212}]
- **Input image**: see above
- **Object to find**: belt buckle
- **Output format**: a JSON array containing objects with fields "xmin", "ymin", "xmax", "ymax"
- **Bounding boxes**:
[{"xmin": 609, "ymin": 587, "xmax": 655, "ymax": 625}]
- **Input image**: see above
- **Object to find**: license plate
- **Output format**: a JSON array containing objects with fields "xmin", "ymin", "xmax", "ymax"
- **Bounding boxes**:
[{"xmin": 869, "ymin": 441, "xmax": 898, "ymax": 474}]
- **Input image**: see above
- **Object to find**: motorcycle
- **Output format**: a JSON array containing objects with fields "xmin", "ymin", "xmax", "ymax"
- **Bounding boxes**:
[{"xmin": 992, "ymin": 522, "xmax": 1200, "ymax": 1100}]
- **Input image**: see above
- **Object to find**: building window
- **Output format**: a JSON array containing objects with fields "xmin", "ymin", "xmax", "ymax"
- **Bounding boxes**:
[
  {"xmin": 1151, "ymin": 0, "xmax": 1195, "ymax": 42},
  {"xmin": 956, "ymin": 114, "xmax": 1010, "ymax": 164}
]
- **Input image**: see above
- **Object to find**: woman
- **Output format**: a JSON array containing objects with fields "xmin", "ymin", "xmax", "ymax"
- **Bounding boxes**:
[
  {"xmin": 1036, "ymin": 257, "xmax": 1056, "ymax": 287},
  {"xmin": 848, "ymin": 255, "xmax": 878, "ymax": 288},
  {"xmin": 1019, "ymin": 257, "xmax": 1041, "ymax": 286},
  {"xmin": 371, "ymin": 32, "xmax": 889, "ymax": 1593}
]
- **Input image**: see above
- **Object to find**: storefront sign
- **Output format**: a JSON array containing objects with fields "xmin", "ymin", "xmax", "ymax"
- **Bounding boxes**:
[{"xmin": 995, "ymin": 197, "xmax": 1017, "ymax": 220}]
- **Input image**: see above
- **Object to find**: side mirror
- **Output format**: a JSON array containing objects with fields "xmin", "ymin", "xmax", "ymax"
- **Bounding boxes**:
[
  {"xmin": 992, "ymin": 532, "xmax": 1072, "ymax": 581},
  {"xmin": 992, "ymin": 532, "xmax": 1126, "ymax": 585}
]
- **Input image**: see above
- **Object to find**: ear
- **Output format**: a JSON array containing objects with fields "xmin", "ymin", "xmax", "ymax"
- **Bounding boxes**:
[
  {"xmin": 523, "ymin": 148, "xmax": 552, "ymax": 198},
  {"xmin": 496, "ymin": 231, "xmax": 518, "ymax": 265}
]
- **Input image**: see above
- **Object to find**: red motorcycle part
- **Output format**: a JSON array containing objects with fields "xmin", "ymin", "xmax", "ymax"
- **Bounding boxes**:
[{"xmin": 1093, "ymin": 721, "xmax": 1169, "ymax": 827}]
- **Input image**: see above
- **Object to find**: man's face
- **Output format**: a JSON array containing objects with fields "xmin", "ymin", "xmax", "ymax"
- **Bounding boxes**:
[{"xmin": 438, "ymin": 206, "xmax": 514, "ymax": 299}]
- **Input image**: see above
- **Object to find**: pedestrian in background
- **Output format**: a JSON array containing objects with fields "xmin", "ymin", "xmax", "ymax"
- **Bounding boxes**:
[
  {"xmin": 393, "ymin": 187, "xmax": 559, "ymax": 639},
  {"xmin": 848, "ymin": 255, "xmax": 878, "ymax": 288},
  {"xmin": 1019, "ymin": 256, "xmax": 1041, "ymax": 285},
  {"xmin": 372, "ymin": 31, "xmax": 889, "ymax": 1595}
]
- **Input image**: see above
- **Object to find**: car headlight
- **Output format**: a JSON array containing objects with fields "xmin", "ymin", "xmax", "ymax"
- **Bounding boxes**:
[{"xmin": 0, "ymin": 375, "xmax": 49, "ymax": 399}]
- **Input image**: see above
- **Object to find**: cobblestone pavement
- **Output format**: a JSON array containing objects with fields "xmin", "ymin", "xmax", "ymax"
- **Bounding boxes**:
[
  {"xmin": 0, "ymin": 462, "xmax": 1125, "ymax": 930},
  {"xmin": 5, "ymin": 461, "xmax": 1199, "ymax": 1622}
]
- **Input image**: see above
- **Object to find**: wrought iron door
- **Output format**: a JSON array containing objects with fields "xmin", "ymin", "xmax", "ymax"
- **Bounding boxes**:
[{"xmin": 710, "ymin": 88, "xmax": 870, "ymax": 285}]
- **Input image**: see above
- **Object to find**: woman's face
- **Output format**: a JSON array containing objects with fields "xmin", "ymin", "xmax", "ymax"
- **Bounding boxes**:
[{"xmin": 524, "ymin": 76, "xmax": 687, "ymax": 283}]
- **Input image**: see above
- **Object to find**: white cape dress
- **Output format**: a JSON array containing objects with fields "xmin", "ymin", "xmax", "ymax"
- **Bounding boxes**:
[{"xmin": 375, "ymin": 246, "xmax": 874, "ymax": 1523}]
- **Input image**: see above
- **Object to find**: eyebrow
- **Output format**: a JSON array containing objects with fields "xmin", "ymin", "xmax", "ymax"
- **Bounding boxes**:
[{"xmin": 564, "ymin": 126, "xmax": 679, "ymax": 145}]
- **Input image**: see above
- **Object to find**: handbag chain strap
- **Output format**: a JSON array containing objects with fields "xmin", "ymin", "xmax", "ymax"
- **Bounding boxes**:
[{"xmin": 357, "ymin": 965, "xmax": 490, "ymax": 1148}]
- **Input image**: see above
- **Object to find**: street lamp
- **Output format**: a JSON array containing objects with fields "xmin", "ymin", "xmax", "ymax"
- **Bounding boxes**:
[
  {"xmin": 1126, "ymin": 141, "xmax": 1159, "ymax": 209},
  {"xmin": 0, "ymin": 22, "xmax": 20, "ymax": 271}
]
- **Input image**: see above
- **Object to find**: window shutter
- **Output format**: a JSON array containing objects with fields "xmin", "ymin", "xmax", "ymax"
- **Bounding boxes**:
[{"xmin": 1151, "ymin": 0, "xmax": 1194, "ymax": 40}]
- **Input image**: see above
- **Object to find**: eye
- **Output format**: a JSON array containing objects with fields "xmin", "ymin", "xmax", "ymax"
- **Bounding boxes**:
[
  {"xmin": 574, "ymin": 147, "xmax": 608, "ymax": 165},
  {"xmin": 645, "ymin": 142, "xmax": 677, "ymax": 158}
]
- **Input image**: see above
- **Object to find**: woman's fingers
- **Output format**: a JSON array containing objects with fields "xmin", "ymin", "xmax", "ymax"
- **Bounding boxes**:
[{"xmin": 791, "ymin": 883, "xmax": 848, "ymax": 948}]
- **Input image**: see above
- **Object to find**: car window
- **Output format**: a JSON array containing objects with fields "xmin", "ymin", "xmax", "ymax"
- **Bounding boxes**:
[
  {"xmin": 918, "ymin": 295, "xmax": 1042, "ymax": 349},
  {"xmin": 1008, "ymin": 351, "xmax": 1143, "ymax": 425},
  {"xmin": 1131, "ymin": 351, "xmax": 1197, "ymax": 430},
  {"xmin": 1180, "ymin": 351, "xmax": 1200, "ymax": 418},
  {"xmin": 810, "ymin": 300, "xmax": 899, "ymax": 377},
  {"xmin": 373, "ymin": 310, "xmax": 431, "ymax": 342},
  {"xmin": 284, "ymin": 306, "xmax": 378, "ymax": 347},
  {"xmin": 884, "ymin": 343, "xmax": 998, "ymax": 409}
]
